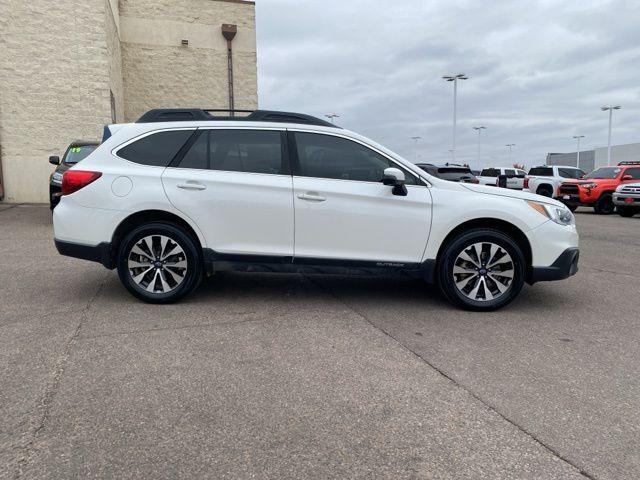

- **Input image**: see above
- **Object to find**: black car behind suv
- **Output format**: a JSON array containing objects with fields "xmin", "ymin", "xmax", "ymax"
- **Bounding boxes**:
[
  {"xmin": 49, "ymin": 140, "xmax": 99, "ymax": 209},
  {"xmin": 415, "ymin": 163, "xmax": 479, "ymax": 183}
]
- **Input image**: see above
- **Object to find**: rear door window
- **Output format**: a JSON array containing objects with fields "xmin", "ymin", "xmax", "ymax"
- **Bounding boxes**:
[
  {"xmin": 528, "ymin": 167, "xmax": 554, "ymax": 176},
  {"xmin": 505, "ymin": 169, "xmax": 516, "ymax": 176},
  {"xmin": 480, "ymin": 168, "xmax": 500, "ymax": 177},
  {"xmin": 118, "ymin": 130, "xmax": 194, "ymax": 167},
  {"xmin": 210, "ymin": 130, "xmax": 283, "ymax": 174},
  {"xmin": 176, "ymin": 130, "xmax": 284, "ymax": 174}
]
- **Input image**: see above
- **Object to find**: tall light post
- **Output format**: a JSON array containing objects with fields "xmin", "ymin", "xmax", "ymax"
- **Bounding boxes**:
[
  {"xmin": 473, "ymin": 126, "xmax": 486, "ymax": 170},
  {"xmin": 601, "ymin": 105, "xmax": 620, "ymax": 165},
  {"xmin": 573, "ymin": 135, "xmax": 585, "ymax": 170},
  {"xmin": 443, "ymin": 73, "xmax": 468, "ymax": 162},
  {"xmin": 325, "ymin": 113, "xmax": 340, "ymax": 124},
  {"xmin": 411, "ymin": 136, "xmax": 422, "ymax": 160},
  {"xmin": 505, "ymin": 144, "xmax": 515, "ymax": 165}
]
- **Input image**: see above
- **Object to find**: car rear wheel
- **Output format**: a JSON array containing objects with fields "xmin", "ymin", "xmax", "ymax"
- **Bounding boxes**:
[
  {"xmin": 117, "ymin": 222, "xmax": 202, "ymax": 304},
  {"xmin": 438, "ymin": 229, "xmax": 525, "ymax": 311},
  {"xmin": 594, "ymin": 194, "xmax": 615, "ymax": 215}
]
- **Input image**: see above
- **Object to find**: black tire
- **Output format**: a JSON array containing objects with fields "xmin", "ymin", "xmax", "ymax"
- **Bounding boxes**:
[
  {"xmin": 536, "ymin": 185, "xmax": 553, "ymax": 197},
  {"xmin": 617, "ymin": 206, "xmax": 637, "ymax": 217},
  {"xmin": 117, "ymin": 222, "xmax": 202, "ymax": 304},
  {"xmin": 438, "ymin": 229, "xmax": 526, "ymax": 311},
  {"xmin": 594, "ymin": 194, "xmax": 615, "ymax": 215},
  {"xmin": 567, "ymin": 204, "xmax": 578, "ymax": 212}
]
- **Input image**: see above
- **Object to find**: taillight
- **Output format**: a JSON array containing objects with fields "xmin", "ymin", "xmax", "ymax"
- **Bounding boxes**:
[
  {"xmin": 523, "ymin": 177, "xmax": 529, "ymax": 189},
  {"xmin": 62, "ymin": 171, "xmax": 102, "ymax": 196}
]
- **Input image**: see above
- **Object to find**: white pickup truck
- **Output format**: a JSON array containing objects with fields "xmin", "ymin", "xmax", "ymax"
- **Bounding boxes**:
[
  {"xmin": 477, "ymin": 167, "xmax": 527, "ymax": 189},
  {"xmin": 523, "ymin": 165, "xmax": 585, "ymax": 198}
]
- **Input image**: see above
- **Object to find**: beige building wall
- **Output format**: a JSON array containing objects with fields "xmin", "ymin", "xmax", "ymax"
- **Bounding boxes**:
[
  {"xmin": 0, "ymin": 0, "xmax": 116, "ymax": 203},
  {"xmin": 0, "ymin": 0, "xmax": 257, "ymax": 203},
  {"xmin": 119, "ymin": 0, "xmax": 257, "ymax": 122}
]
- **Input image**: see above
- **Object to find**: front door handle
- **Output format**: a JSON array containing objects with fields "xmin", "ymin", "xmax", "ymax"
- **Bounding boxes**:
[
  {"xmin": 177, "ymin": 182, "xmax": 206, "ymax": 191},
  {"xmin": 297, "ymin": 192, "xmax": 326, "ymax": 202}
]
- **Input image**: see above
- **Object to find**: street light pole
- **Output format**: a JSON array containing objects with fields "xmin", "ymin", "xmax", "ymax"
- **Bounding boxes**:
[
  {"xmin": 324, "ymin": 113, "xmax": 340, "ymax": 124},
  {"xmin": 473, "ymin": 126, "xmax": 486, "ymax": 170},
  {"xmin": 443, "ymin": 73, "xmax": 468, "ymax": 162},
  {"xmin": 411, "ymin": 136, "xmax": 422, "ymax": 160},
  {"xmin": 601, "ymin": 105, "xmax": 621, "ymax": 165},
  {"xmin": 573, "ymin": 135, "xmax": 585, "ymax": 170},
  {"xmin": 505, "ymin": 144, "xmax": 515, "ymax": 165}
]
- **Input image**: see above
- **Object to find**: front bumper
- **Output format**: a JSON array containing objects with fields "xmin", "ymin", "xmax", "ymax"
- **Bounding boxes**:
[
  {"xmin": 613, "ymin": 192, "xmax": 640, "ymax": 206},
  {"xmin": 529, "ymin": 247, "xmax": 579, "ymax": 283}
]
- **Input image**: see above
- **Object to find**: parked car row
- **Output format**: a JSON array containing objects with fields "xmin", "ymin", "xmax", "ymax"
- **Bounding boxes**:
[
  {"xmin": 410, "ymin": 159, "xmax": 640, "ymax": 218},
  {"xmin": 557, "ymin": 161, "xmax": 640, "ymax": 215}
]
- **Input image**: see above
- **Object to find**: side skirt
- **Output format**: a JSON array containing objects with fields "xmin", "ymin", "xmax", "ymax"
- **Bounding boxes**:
[{"xmin": 203, "ymin": 249, "xmax": 436, "ymax": 282}]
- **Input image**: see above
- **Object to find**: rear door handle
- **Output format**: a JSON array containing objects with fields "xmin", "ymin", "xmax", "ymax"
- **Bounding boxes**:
[
  {"xmin": 177, "ymin": 182, "xmax": 206, "ymax": 191},
  {"xmin": 297, "ymin": 192, "xmax": 326, "ymax": 202}
]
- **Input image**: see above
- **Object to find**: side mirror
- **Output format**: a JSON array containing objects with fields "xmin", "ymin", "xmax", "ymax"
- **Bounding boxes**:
[
  {"xmin": 382, "ymin": 167, "xmax": 407, "ymax": 196},
  {"xmin": 622, "ymin": 174, "xmax": 633, "ymax": 181},
  {"xmin": 49, "ymin": 156, "xmax": 60, "ymax": 166}
]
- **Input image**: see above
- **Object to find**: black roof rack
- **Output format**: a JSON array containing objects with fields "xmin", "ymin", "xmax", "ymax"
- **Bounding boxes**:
[
  {"xmin": 136, "ymin": 109, "xmax": 337, "ymax": 128},
  {"xmin": 618, "ymin": 161, "xmax": 640, "ymax": 166}
]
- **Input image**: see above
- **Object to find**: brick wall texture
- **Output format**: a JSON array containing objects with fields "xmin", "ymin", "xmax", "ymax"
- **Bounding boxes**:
[{"xmin": 0, "ymin": 0, "xmax": 257, "ymax": 203}]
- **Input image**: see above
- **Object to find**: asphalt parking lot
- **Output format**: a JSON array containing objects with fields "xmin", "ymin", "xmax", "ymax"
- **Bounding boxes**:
[{"xmin": 1, "ymin": 204, "xmax": 639, "ymax": 479}]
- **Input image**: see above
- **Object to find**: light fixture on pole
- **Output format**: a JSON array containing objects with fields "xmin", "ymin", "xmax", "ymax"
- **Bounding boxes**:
[
  {"xmin": 324, "ymin": 113, "xmax": 340, "ymax": 124},
  {"xmin": 505, "ymin": 144, "xmax": 515, "ymax": 164},
  {"xmin": 601, "ymin": 105, "xmax": 621, "ymax": 165},
  {"xmin": 573, "ymin": 135, "xmax": 585, "ymax": 170},
  {"xmin": 443, "ymin": 73, "xmax": 468, "ymax": 162},
  {"xmin": 473, "ymin": 126, "xmax": 486, "ymax": 170}
]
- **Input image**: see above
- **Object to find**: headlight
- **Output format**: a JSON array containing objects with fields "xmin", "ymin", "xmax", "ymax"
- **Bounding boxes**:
[
  {"xmin": 51, "ymin": 172, "xmax": 63, "ymax": 185},
  {"xmin": 582, "ymin": 182, "xmax": 598, "ymax": 189},
  {"xmin": 526, "ymin": 200, "xmax": 575, "ymax": 226}
]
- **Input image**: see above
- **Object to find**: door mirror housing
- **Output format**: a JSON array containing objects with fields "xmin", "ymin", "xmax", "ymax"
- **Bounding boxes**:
[
  {"xmin": 622, "ymin": 174, "xmax": 633, "ymax": 181},
  {"xmin": 49, "ymin": 156, "xmax": 60, "ymax": 166},
  {"xmin": 382, "ymin": 167, "xmax": 407, "ymax": 196}
]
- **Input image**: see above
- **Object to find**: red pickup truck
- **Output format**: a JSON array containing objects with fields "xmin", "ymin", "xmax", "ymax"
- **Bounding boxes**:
[{"xmin": 557, "ymin": 161, "xmax": 640, "ymax": 214}]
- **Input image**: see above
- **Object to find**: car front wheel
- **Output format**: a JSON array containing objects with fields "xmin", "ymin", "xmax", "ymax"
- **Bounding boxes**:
[
  {"xmin": 117, "ymin": 222, "xmax": 202, "ymax": 304},
  {"xmin": 438, "ymin": 229, "xmax": 525, "ymax": 311}
]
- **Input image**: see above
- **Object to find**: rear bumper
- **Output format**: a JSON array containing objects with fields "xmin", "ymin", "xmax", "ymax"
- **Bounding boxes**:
[
  {"xmin": 529, "ymin": 247, "xmax": 579, "ymax": 284},
  {"xmin": 54, "ymin": 239, "xmax": 114, "ymax": 269}
]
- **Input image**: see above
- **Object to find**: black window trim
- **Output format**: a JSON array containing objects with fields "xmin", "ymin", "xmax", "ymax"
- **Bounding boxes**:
[{"xmin": 287, "ymin": 129, "xmax": 428, "ymax": 187}]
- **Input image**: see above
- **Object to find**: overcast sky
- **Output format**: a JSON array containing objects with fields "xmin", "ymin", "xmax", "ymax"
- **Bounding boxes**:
[{"xmin": 255, "ymin": 0, "xmax": 640, "ymax": 169}]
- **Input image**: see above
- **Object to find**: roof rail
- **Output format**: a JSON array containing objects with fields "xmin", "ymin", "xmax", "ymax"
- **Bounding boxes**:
[
  {"xmin": 618, "ymin": 161, "xmax": 640, "ymax": 166},
  {"xmin": 135, "ymin": 109, "xmax": 337, "ymax": 128}
]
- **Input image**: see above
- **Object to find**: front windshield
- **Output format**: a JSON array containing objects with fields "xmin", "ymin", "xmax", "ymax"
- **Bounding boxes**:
[
  {"xmin": 64, "ymin": 145, "xmax": 96, "ymax": 164},
  {"xmin": 585, "ymin": 167, "xmax": 620, "ymax": 179}
]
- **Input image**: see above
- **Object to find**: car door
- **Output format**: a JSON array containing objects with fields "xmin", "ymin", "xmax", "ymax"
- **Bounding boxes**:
[
  {"xmin": 162, "ymin": 128, "xmax": 294, "ymax": 257},
  {"xmin": 290, "ymin": 131, "xmax": 431, "ymax": 264}
]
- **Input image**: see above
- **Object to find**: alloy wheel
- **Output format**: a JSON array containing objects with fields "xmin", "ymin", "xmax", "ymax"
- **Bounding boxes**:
[
  {"xmin": 452, "ymin": 242, "xmax": 514, "ymax": 302},
  {"xmin": 127, "ymin": 235, "xmax": 187, "ymax": 294}
]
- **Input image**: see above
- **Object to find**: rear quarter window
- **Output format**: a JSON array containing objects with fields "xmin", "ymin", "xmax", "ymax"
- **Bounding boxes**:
[{"xmin": 117, "ymin": 130, "xmax": 194, "ymax": 167}]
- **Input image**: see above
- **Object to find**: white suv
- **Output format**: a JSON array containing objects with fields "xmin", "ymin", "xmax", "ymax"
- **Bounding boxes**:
[{"xmin": 53, "ymin": 109, "xmax": 579, "ymax": 310}]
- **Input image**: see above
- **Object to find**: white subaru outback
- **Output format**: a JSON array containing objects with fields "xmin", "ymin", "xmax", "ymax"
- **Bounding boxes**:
[{"xmin": 53, "ymin": 109, "xmax": 579, "ymax": 310}]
